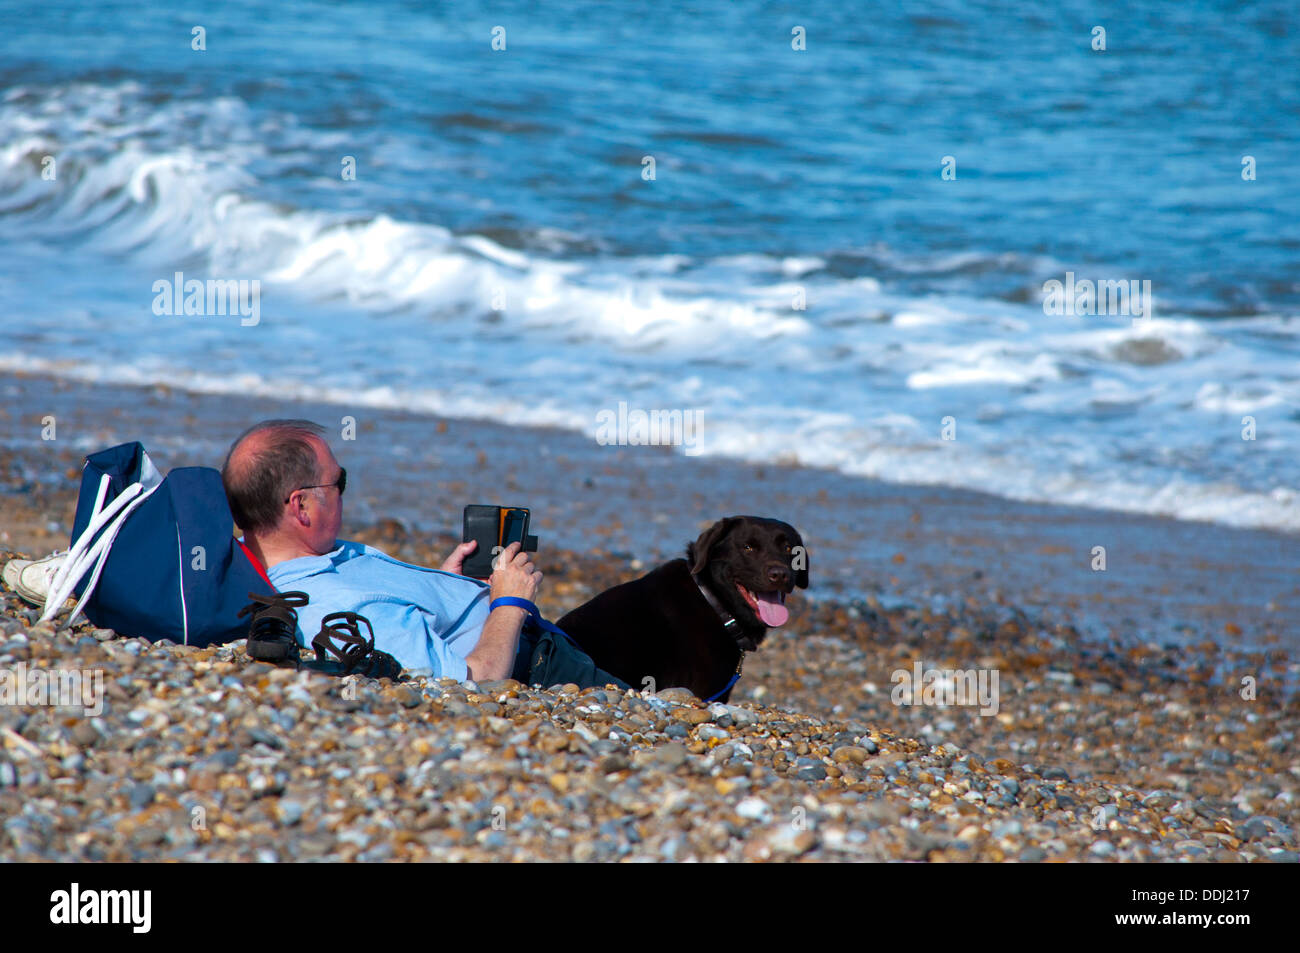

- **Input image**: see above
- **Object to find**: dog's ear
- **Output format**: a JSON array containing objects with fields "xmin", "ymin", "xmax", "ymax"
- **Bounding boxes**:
[{"xmin": 687, "ymin": 517, "xmax": 741, "ymax": 576}]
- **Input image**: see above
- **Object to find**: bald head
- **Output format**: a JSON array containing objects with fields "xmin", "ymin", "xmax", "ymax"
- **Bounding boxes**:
[{"xmin": 222, "ymin": 419, "xmax": 328, "ymax": 532}]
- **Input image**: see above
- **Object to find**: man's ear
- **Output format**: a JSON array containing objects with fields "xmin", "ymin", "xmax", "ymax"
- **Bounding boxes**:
[
  {"xmin": 687, "ymin": 517, "xmax": 741, "ymax": 576},
  {"xmin": 287, "ymin": 491, "xmax": 311, "ymax": 526}
]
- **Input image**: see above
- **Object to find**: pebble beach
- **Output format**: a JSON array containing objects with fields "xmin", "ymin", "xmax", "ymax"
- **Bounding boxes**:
[
  {"xmin": 2, "ymin": 503, "xmax": 1297, "ymax": 863},
  {"xmin": 1, "ymin": 0, "xmax": 1297, "ymax": 882}
]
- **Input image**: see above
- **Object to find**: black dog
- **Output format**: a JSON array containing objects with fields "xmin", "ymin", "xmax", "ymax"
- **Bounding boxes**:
[{"xmin": 557, "ymin": 516, "xmax": 809, "ymax": 702}]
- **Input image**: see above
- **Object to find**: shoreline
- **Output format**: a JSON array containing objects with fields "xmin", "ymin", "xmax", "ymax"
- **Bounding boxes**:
[{"xmin": 3, "ymin": 370, "xmax": 1298, "ymax": 655}]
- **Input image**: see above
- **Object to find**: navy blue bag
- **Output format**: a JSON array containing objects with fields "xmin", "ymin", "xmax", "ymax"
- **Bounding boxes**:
[{"xmin": 47, "ymin": 441, "xmax": 275, "ymax": 646}]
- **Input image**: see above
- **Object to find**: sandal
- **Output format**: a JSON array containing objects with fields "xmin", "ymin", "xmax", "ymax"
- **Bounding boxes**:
[
  {"xmin": 239, "ymin": 591, "xmax": 309, "ymax": 664},
  {"xmin": 306, "ymin": 611, "xmax": 403, "ymax": 680}
]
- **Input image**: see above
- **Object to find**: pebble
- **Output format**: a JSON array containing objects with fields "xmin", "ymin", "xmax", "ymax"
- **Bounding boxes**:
[
  {"xmin": 992, "ymin": 820, "xmax": 1022, "ymax": 839},
  {"xmin": 792, "ymin": 759, "xmax": 827, "ymax": 781},
  {"xmin": 276, "ymin": 800, "xmax": 304, "ymax": 826},
  {"xmin": 655, "ymin": 688, "xmax": 697, "ymax": 704},
  {"xmin": 767, "ymin": 827, "xmax": 818, "ymax": 857},
  {"xmin": 645, "ymin": 743, "xmax": 688, "ymax": 770},
  {"xmin": 832, "ymin": 746, "xmax": 869, "ymax": 765},
  {"xmin": 0, "ymin": 531, "xmax": 1295, "ymax": 864}
]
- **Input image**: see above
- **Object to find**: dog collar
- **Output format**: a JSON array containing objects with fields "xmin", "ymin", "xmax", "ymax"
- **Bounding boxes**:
[
  {"xmin": 692, "ymin": 573, "xmax": 740, "ymax": 633},
  {"xmin": 691, "ymin": 573, "xmax": 747, "ymax": 704}
]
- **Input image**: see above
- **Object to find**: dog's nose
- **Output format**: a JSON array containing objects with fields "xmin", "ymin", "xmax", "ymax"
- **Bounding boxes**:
[{"xmin": 767, "ymin": 565, "xmax": 791, "ymax": 587}]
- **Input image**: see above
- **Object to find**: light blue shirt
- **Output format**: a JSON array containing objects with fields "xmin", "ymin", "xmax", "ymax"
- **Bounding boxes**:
[{"xmin": 266, "ymin": 541, "xmax": 490, "ymax": 680}]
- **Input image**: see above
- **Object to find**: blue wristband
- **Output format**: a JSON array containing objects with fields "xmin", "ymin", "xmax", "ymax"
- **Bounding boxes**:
[
  {"xmin": 487, "ymin": 597, "xmax": 581, "ymax": 649},
  {"xmin": 490, "ymin": 596, "xmax": 539, "ymax": 617}
]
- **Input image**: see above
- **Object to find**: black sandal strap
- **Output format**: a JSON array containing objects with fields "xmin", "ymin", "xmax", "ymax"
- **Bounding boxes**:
[
  {"xmin": 311, "ymin": 611, "xmax": 375, "ymax": 667},
  {"xmin": 237, "ymin": 590, "xmax": 309, "ymax": 618},
  {"xmin": 310, "ymin": 612, "xmax": 401, "ymax": 679},
  {"xmin": 242, "ymin": 591, "xmax": 309, "ymax": 665}
]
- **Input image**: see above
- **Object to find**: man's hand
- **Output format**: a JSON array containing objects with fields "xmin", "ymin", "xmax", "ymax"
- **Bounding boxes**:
[
  {"xmin": 440, "ymin": 540, "xmax": 478, "ymax": 575},
  {"xmin": 489, "ymin": 541, "xmax": 542, "ymax": 603},
  {"xmin": 465, "ymin": 542, "xmax": 543, "ymax": 682}
]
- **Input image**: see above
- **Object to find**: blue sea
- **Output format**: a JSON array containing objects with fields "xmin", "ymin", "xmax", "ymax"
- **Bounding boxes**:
[{"xmin": 2, "ymin": 0, "xmax": 1298, "ymax": 529}]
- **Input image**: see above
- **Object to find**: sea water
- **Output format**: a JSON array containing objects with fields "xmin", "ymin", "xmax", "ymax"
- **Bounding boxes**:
[{"xmin": 1, "ymin": 0, "xmax": 1296, "ymax": 531}]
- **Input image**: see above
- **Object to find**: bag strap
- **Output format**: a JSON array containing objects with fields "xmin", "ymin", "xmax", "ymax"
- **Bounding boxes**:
[
  {"xmin": 46, "ymin": 474, "xmax": 134, "ymax": 604},
  {"xmin": 236, "ymin": 538, "xmax": 275, "ymax": 589},
  {"xmin": 41, "ymin": 475, "xmax": 162, "ymax": 629}
]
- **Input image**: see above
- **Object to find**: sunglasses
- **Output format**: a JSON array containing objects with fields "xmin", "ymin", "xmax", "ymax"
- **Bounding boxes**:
[{"xmin": 285, "ymin": 467, "xmax": 346, "ymax": 504}]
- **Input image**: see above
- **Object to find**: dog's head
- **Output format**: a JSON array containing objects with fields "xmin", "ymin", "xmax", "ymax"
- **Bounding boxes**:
[{"xmin": 686, "ymin": 515, "xmax": 809, "ymax": 646}]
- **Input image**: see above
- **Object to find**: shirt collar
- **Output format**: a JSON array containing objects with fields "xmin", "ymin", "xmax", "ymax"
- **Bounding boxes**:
[{"xmin": 266, "ymin": 542, "xmax": 351, "ymax": 583}]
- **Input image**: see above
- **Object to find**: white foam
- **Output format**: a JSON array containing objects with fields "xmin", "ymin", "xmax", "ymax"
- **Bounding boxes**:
[{"xmin": 3, "ymin": 82, "xmax": 1299, "ymax": 536}]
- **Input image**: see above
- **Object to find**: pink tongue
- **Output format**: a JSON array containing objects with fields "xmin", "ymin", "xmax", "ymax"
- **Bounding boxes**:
[{"xmin": 754, "ymin": 591, "xmax": 789, "ymax": 627}]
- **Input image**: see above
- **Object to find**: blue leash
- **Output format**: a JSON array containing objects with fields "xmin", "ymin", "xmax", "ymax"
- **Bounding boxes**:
[
  {"xmin": 490, "ymin": 596, "xmax": 742, "ymax": 702},
  {"xmin": 703, "ymin": 670, "xmax": 741, "ymax": 704}
]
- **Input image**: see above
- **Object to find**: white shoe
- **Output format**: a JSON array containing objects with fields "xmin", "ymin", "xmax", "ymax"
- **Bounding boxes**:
[{"xmin": 3, "ymin": 551, "xmax": 68, "ymax": 606}]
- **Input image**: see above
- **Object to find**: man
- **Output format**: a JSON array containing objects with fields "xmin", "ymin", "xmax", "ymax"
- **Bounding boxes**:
[{"xmin": 221, "ymin": 419, "xmax": 621, "ymax": 687}]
